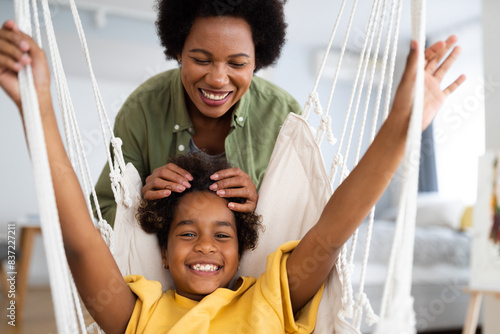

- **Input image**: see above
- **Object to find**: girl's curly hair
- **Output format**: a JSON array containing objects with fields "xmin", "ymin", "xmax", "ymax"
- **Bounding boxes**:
[
  {"xmin": 137, "ymin": 153, "xmax": 262, "ymax": 256},
  {"xmin": 155, "ymin": 0, "xmax": 288, "ymax": 72}
]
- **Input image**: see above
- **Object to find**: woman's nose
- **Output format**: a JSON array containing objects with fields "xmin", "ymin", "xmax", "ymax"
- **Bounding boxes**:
[{"xmin": 205, "ymin": 64, "xmax": 230, "ymax": 88}]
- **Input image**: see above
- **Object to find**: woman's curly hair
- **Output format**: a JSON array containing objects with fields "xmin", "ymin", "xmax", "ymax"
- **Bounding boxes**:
[
  {"xmin": 137, "ymin": 152, "xmax": 262, "ymax": 256},
  {"xmin": 155, "ymin": 0, "xmax": 288, "ymax": 71}
]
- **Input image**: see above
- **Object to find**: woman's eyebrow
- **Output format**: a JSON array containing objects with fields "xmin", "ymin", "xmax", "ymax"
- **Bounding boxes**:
[{"xmin": 188, "ymin": 49, "xmax": 250, "ymax": 59}]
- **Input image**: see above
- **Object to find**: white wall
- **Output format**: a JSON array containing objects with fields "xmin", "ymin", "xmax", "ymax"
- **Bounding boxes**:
[
  {"xmin": 483, "ymin": 0, "xmax": 500, "ymax": 150},
  {"xmin": 480, "ymin": 0, "xmax": 500, "ymax": 332}
]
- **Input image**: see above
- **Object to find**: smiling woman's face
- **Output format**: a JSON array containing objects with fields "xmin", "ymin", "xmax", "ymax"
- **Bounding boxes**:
[
  {"xmin": 179, "ymin": 16, "xmax": 256, "ymax": 119},
  {"xmin": 163, "ymin": 191, "xmax": 240, "ymax": 301}
]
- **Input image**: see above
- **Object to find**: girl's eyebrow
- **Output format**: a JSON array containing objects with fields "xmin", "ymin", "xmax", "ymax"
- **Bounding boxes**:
[
  {"xmin": 175, "ymin": 219, "xmax": 196, "ymax": 228},
  {"xmin": 174, "ymin": 220, "xmax": 233, "ymax": 228},
  {"xmin": 216, "ymin": 221, "xmax": 233, "ymax": 227},
  {"xmin": 188, "ymin": 48, "xmax": 250, "ymax": 59}
]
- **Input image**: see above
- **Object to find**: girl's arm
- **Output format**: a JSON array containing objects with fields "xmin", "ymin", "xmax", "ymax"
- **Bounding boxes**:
[
  {"xmin": 0, "ymin": 21, "xmax": 135, "ymax": 334},
  {"xmin": 286, "ymin": 37, "xmax": 466, "ymax": 313}
]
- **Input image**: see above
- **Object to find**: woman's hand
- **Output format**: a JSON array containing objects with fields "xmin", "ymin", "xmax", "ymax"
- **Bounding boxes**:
[
  {"xmin": 392, "ymin": 36, "xmax": 466, "ymax": 130},
  {"xmin": 0, "ymin": 20, "xmax": 50, "ymax": 109},
  {"xmin": 209, "ymin": 167, "xmax": 258, "ymax": 213},
  {"xmin": 142, "ymin": 162, "xmax": 193, "ymax": 200}
]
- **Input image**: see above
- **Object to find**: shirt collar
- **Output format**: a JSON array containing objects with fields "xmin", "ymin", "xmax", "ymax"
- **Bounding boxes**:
[
  {"xmin": 171, "ymin": 69, "xmax": 193, "ymax": 134},
  {"xmin": 231, "ymin": 87, "xmax": 250, "ymax": 128}
]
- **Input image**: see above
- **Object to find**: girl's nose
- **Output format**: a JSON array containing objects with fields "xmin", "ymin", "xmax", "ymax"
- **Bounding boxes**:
[{"xmin": 194, "ymin": 235, "xmax": 216, "ymax": 254}]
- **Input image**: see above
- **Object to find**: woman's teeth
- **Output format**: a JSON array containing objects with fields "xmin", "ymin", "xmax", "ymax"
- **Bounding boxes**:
[{"xmin": 201, "ymin": 90, "xmax": 230, "ymax": 101}]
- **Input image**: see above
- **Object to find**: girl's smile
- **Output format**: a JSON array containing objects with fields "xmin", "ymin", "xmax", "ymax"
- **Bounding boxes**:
[{"xmin": 163, "ymin": 191, "xmax": 240, "ymax": 301}]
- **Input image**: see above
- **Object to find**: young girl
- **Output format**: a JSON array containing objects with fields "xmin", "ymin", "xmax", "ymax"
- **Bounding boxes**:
[{"xmin": 0, "ymin": 19, "xmax": 464, "ymax": 334}]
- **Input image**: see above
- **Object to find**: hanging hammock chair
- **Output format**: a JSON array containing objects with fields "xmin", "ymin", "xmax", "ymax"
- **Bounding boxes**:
[{"xmin": 13, "ymin": 0, "xmax": 427, "ymax": 332}]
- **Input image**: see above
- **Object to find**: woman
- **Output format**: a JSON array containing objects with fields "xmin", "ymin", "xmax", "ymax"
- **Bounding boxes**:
[{"xmin": 93, "ymin": 0, "xmax": 302, "ymax": 226}]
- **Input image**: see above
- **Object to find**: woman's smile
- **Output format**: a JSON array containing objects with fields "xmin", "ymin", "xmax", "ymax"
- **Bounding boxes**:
[
  {"xmin": 198, "ymin": 88, "xmax": 232, "ymax": 106},
  {"xmin": 180, "ymin": 16, "xmax": 255, "ymax": 120}
]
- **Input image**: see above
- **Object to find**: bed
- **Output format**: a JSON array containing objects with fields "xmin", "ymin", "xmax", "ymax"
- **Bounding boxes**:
[{"xmin": 349, "ymin": 194, "xmax": 473, "ymax": 333}]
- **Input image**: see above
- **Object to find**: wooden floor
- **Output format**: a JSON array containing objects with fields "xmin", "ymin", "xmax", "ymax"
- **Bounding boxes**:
[{"xmin": 0, "ymin": 285, "xmax": 93, "ymax": 334}]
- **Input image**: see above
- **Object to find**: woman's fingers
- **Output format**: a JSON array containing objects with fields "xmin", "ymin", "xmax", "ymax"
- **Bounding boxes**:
[
  {"xmin": 142, "ymin": 187, "xmax": 171, "ymax": 201},
  {"xmin": 142, "ymin": 163, "xmax": 192, "ymax": 200},
  {"xmin": 210, "ymin": 167, "xmax": 258, "ymax": 213},
  {"xmin": 227, "ymin": 201, "xmax": 256, "ymax": 213}
]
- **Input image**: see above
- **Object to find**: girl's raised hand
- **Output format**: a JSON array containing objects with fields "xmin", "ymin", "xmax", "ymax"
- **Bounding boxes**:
[
  {"xmin": 0, "ymin": 20, "xmax": 50, "ymax": 109},
  {"xmin": 421, "ymin": 35, "xmax": 466, "ymax": 129},
  {"xmin": 392, "ymin": 36, "xmax": 466, "ymax": 131}
]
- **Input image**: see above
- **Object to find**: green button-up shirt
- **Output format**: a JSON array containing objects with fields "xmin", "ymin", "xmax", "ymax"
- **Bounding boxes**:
[{"xmin": 94, "ymin": 69, "xmax": 302, "ymax": 226}]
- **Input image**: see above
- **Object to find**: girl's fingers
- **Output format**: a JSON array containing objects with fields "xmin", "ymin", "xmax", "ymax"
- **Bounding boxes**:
[
  {"xmin": 425, "ymin": 35, "xmax": 458, "ymax": 74},
  {"xmin": 443, "ymin": 74, "xmax": 466, "ymax": 97},
  {"xmin": 433, "ymin": 46, "xmax": 461, "ymax": 82},
  {"xmin": 2, "ymin": 20, "xmax": 18, "ymax": 31}
]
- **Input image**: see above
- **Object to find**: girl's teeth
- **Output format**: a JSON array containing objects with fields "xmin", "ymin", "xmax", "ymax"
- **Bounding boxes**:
[{"xmin": 191, "ymin": 264, "xmax": 219, "ymax": 272}]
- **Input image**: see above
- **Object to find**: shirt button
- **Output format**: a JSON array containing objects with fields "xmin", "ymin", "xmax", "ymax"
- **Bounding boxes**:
[
  {"xmin": 238, "ymin": 116, "xmax": 244, "ymax": 122},
  {"xmin": 178, "ymin": 145, "xmax": 185, "ymax": 152},
  {"xmin": 174, "ymin": 124, "xmax": 180, "ymax": 130}
]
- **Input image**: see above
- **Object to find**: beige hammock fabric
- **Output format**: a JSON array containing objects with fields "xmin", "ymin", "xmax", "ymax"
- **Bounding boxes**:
[{"xmin": 113, "ymin": 113, "xmax": 359, "ymax": 332}]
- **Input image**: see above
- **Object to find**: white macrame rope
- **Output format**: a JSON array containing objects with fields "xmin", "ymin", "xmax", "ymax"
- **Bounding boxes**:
[
  {"xmin": 349, "ymin": 2, "xmax": 402, "ymax": 319},
  {"xmin": 328, "ymin": 0, "xmax": 381, "ymax": 184},
  {"xmin": 336, "ymin": 0, "xmax": 382, "ymax": 187},
  {"xmin": 371, "ymin": 0, "xmax": 402, "ymax": 131},
  {"xmin": 349, "ymin": 1, "xmax": 396, "ymax": 280},
  {"xmin": 383, "ymin": 0, "xmax": 404, "ymax": 120},
  {"xmin": 319, "ymin": 0, "xmax": 361, "ymax": 146},
  {"xmin": 352, "ymin": 0, "xmax": 390, "ymax": 167},
  {"xmin": 65, "ymin": 0, "xmax": 131, "ymax": 208},
  {"xmin": 375, "ymin": 0, "xmax": 425, "ymax": 331},
  {"xmin": 14, "ymin": 1, "xmax": 86, "ymax": 332},
  {"xmin": 303, "ymin": 0, "xmax": 348, "ymax": 121},
  {"xmin": 349, "ymin": 0, "xmax": 402, "ymax": 277},
  {"xmin": 39, "ymin": 0, "xmax": 114, "ymax": 250},
  {"xmin": 332, "ymin": 0, "xmax": 383, "ymax": 320},
  {"xmin": 39, "ymin": 0, "xmax": 76, "ymax": 167},
  {"xmin": 30, "ymin": 0, "xmax": 42, "ymax": 45}
]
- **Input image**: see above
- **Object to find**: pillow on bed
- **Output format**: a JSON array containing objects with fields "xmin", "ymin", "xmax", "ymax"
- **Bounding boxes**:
[
  {"xmin": 378, "ymin": 193, "xmax": 464, "ymax": 229},
  {"xmin": 415, "ymin": 193, "xmax": 464, "ymax": 229}
]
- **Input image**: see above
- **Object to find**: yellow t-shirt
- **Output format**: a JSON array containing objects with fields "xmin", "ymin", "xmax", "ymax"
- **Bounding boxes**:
[{"xmin": 125, "ymin": 241, "xmax": 324, "ymax": 334}]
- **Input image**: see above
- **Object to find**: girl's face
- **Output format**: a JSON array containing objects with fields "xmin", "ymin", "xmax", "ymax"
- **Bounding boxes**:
[
  {"xmin": 163, "ymin": 191, "xmax": 240, "ymax": 301},
  {"xmin": 180, "ymin": 16, "xmax": 256, "ymax": 119}
]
